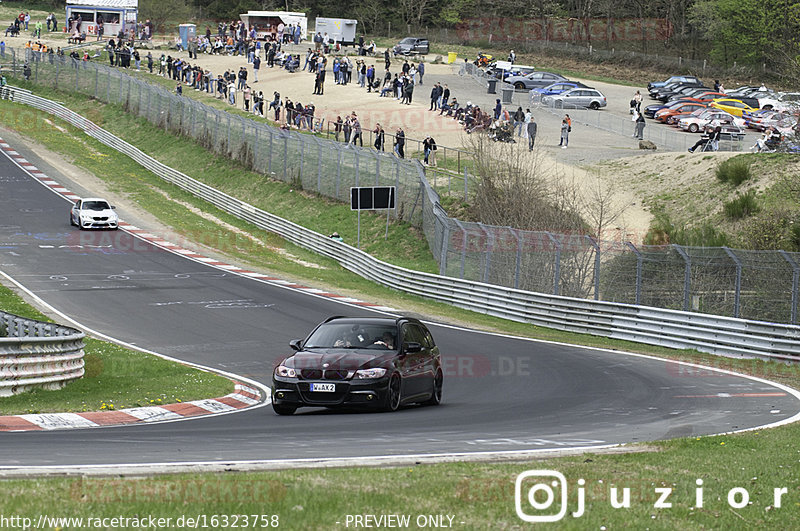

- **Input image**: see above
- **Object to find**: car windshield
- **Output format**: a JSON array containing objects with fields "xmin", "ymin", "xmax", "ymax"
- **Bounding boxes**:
[
  {"xmin": 305, "ymin": 323, "xmax": 398, "ymax": 350},
  {"xmin": 398, "ymin": 38, "xmax": 415, "ymax": 44},
  {"xmin": 82, "ymin": 201, "xmax": 111, "ymax": 211}
]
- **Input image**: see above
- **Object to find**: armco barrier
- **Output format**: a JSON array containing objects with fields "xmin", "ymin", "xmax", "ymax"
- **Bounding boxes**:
[
  {"xmin": 0, "ymin": 310, "xmax": 85, "ymax": 396},
  {"xmin": 6, "ymin": 89, "xmax": 800, "ymax": 361}
]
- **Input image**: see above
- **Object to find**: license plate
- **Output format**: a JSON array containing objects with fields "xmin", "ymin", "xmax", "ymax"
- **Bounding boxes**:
[{"xmin": 310, "ymin": 383, "xmax": 335, "ymax": 392}]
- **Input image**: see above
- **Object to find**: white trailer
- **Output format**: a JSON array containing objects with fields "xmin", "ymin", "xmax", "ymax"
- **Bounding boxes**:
[
  {"xmin": 313, "ymin": 17, "xmax": 358, "ymax": 46},
  {"xmin": 239, "ymin": 11, "xmax": 307, "ymax": 41}
]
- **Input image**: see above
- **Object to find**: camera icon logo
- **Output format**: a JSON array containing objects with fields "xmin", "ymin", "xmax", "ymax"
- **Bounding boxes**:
[{"xmin": 515, "ymin": 470, "xmax": 568, "ymax": 522}]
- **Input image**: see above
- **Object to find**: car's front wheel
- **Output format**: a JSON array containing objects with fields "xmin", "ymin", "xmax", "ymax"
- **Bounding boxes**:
[
  {"xmin": 383, "ymin": 373, "xmax": 402, "ymax": 412},
  {"xmin": 69, "ymin": 214, "xmax": 76, "ymax": 227},
  {"xmin": 423, "ymin": 369, "xmax": 443, "ymax": 406},
  {"xmin": 272, "ymin": 402, "xmax": 296, "ymax": 416},
  {"xmin": 514, "ymin": 82, "xmax": 525, "ymax": 90},
  {"xmin": 689, "ymin": 123, "xmax": 699, "ymax": 133}
]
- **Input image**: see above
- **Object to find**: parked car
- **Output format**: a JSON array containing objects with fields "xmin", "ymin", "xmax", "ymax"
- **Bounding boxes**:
[
  {"xmin": 757, "ymin": 92, "xmax": 800, "ymax": 112},
  {"xmin": 656, "ymin": 84, "xmax": 710, "ymax": 102},
  {"xmin": 647, "ymin": 75, "xmax": 703, "ymax": 91},
  {"xmin": 651, "ymin": 81, "xmax": 705, "ymax": 100},
  {"xmin": 542, "ymin": 88, "xmax": 607, "ymax": 109},
  {"xmin": 271, "ymin": 316, "xmax": 443, "ymax": 415},
  {"xmin": 69, "ymin": 198, "xmax": 119, "ymax": 230},
  {"xmin": 709, "ymin": 98, "xmax": 759, "ymax": 117},
  {"xmin": 678, "ymin": 110, "xmax": 745, "ymax": 132},
  {"xmin": 655, "ymin": 102, "xmax": 707, "ymax": 123},
  {"xmin": 487, "ymin": 64, "xmax": 536, "ymax": 80},
  {"xmin": 392, "ymin": 37, "xmax": 429, "ymax": 56},
  {"xmin": 505, "ymin": 71, "xmax": 569, "ymax": 91},
  {"xmin": 531, "ymin": 81, "xmax": 590, "ymax": 97}
]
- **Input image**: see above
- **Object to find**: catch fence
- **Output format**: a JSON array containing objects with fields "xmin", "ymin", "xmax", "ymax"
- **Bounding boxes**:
[{"xmin": 5, "ymin": 47, "xmax": 798, "ymax": 324}]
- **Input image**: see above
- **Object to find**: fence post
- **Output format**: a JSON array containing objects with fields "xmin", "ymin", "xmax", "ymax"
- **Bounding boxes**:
[
  {"xmin": 626, "ymin": 242, "xmax": 643, "ymax": 305},
  {"xmin": 546, "ymin": 232, "xmax": 561, "ymax": 296},
  {"xmin": 455, "ymin": 219, "xmax": 467, "ymax": 279},
  {"xmin": 463, "ymin": 166, "xmax": 468, "ymax": 202},
  {"xmin": 268, "ymin": 128, "xmax": 273, "ymax": 174},
  {"xmin": 780, "ymin": 251, "xmax": 799, "ymax": 325},
  {"xmin": 439, "ymin": 222, "xmax": 450, "ymax": 276},
  {"xmin": 723, "ymin": 247, "xmax": 742, "ymax": 318},
  {"xmin": 587, "ymin": 235, "xmax": 601, "ymax": 300},
  {"xmin": 674, "ymin": 244, "xmax": 691, "ymax": 312},
  {"xmin": 511, "ymin": 227, "xmax": 522, "ymax": 289}
]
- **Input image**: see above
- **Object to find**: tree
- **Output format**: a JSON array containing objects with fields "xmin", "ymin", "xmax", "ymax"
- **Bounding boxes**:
[{"xmin": 140, "ymin": 0, "xmax": 193, "ymax": 33}]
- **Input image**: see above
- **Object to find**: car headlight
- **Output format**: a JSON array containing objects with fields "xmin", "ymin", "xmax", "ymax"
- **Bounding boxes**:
[
  {"xmin": 275, "ymin": 365, "xmax": 296, "ymax": 378},
  {"xmin": 353, "ymin": 368, "xmax": 387, "ymax": 379}
]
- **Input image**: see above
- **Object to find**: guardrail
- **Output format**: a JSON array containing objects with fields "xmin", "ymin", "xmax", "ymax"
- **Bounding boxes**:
[
  {"xmin": 6, "ymin": 87, "xmax": 799, "ymax": 361},
  {"xmin": 0, "ymin": 310, "xmax": 85, "ymax": 396}
]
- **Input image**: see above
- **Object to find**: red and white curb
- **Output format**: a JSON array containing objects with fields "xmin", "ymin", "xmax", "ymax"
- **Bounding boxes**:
[
  {"xmin": 0, "ymin": 136, "xmax": 398, "ymax": 313},
  {"xmin": 0, "ymin": 383, "xmax": 262, "ymax": 432}
]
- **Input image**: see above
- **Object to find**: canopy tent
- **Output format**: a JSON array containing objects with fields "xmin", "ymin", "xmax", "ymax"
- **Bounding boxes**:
[
  {"xmin": 65, "ymin": 0, "xmax": 137, "ymax": 37},
  {"xmin": 239, "ymin": 11, "xmax": 307, "ymax": 41}
]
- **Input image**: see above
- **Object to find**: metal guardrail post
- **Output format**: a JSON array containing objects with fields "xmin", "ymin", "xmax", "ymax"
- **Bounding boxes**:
[
  {"xmin": 463, "ymin": 166, "xmax": 468, "ymax": 202},
  {"xmin": 587, "ymin": 235, "xmax": 601, "ymax": 300},
  {"xmin": 674, "ymin": 244, "xmax": 692, "ymax": 312},
  {"xmin": 780, "ymin": 251, "xmax": 799, "ymax": 325},
  {"xmin": 546, "ymin": 232, "xmax": 561, "ymax": 296},
  {"xmin": 723, "ymin": 247, "xmax": 742, "ymax": 318}
]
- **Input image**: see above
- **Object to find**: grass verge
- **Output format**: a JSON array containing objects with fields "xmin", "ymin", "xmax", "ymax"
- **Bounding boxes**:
[
  {"xmin": 4, "ymin": 428, "xmax": 800, "ymax": 529},
  {"xmin": 0, "ymin": 283, "xmax": 233, "ymax": 415}
]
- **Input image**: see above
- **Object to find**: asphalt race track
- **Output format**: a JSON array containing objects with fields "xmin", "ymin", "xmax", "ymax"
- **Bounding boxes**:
[{"xmin": 1, "ymin": 140, "xmax": 799, "ymax": 469}]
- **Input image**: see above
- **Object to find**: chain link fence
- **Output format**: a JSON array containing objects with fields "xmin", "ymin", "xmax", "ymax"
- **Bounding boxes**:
[{"xmin": 7, "ymin": 47, "xmax": 799, "ymax": 324}]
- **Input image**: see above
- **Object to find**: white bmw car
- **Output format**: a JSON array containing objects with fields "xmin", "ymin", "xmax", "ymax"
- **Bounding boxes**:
[{"xmin": 70, "ymin": 198, "xmax": 119, "ymax": 230}]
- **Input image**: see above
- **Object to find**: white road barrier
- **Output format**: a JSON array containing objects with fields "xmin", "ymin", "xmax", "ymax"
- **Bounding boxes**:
[{"xmin": 0, "ymin": 310, "xmax": 85, "ymax": 396}]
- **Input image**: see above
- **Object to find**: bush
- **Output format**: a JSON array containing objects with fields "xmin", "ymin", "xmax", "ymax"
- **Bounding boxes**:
[
  {"xmin": 715, "ymin": 156, "xmax": 752, "ymax": 185},
  {"xmin": 645, "ymin": 208, "xmax": 729, "ymax": 247},
  {"xmin": 723, "ymin": 189, "xmax": 759, "ymax": 219}
]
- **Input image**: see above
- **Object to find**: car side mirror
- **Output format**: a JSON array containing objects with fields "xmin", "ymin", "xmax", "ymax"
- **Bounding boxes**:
[
  {"xmin": 289, "ymin": 339, "xmax": 302, "ymax": 351},
  {"xmin": 404, "ymin": 342, "xmax": 422, "ymax": 354},
  {"xmin": 111, "ymin": 205, "xmax": 117, "ymax": 209}
]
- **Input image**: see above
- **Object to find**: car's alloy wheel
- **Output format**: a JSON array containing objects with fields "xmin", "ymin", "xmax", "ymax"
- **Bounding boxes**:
[
  {"xmin": 424, "ymin": 369, "xmax": 443, "ymax": 406},
  {"xmin": 590, "ymin": 101, "xmax": 600, "ymax": 110},
  {"xmin": 383, "ymin": 373, "xmax": 402, "ymax": 412},
  {"xmin": 514, "ymin": 82, "xmax": 524, "ymax": 90},
  {"xmin": 689, "ymin": 123, "xmax": 699, "ymax": 133},
  {"xmin": 272, "ymin": 402, "xmax": 296, "ymax": 416},
  {"xmin": 69, "ymin": 214, "xmax": 75, "ymax": 226}
]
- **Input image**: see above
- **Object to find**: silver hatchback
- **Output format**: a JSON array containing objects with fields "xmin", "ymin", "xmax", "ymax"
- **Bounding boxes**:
[{"xmin": 542, "ymin": 88, "xmax": 607, "ymax": 110}]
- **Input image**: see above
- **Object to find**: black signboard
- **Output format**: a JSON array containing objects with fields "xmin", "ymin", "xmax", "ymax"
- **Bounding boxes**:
[{"xmin": 350, "ymin": 186, "xmax": 396, "ymax": 210}]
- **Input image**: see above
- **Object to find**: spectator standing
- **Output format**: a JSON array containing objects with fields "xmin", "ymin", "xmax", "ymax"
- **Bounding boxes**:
[
  {"xmin": 384, "ymin": 49, "xmax": 391, "ymax": 70},
  {"xmin": 634, "ymin": 112, "xmax": 645, "ymax": 140},
  {"xmin": 175, "ymin": 82, "xmax": 182, "ymax": 95},
  {"xmin": 374, "ymin": 123, "xmax": 385, "ymax": 151},
  {"xmin": 253, "ymin": 54, "xmax": 260, "ymax": 82},
  {"xmin": 493, "ymin": 99, "xmax": 502, "ymax": 120},
  {"xmin": 394, "ymin": 127, "xmax": 405, "ymax": 158},
  {"xmin": 430, "ymin": 82, "xmax": 440, "ymax": 111},
  {"xmin": 559, "ymin": 118, "xmax": 569, "ymax": 148},
  {"xmin": 526, "ymin": 115, "xmax": 537, "ymax": 151},
  {"xmin": 632, "ymin": 90, "xmax": 642, "ymax": 114},
  {"xmin": 441, "ymin": 84, "xmax": 450, "ymax": 107},
  {"xmin": 513, "ymin": 106, "xmax": 525, "ymax": 137},
  {"xmin": 334, "ymin": 115, "xmax": 343, "ymax": 141},
  {"xmin": 243, "ymin": 85, "xmax": 251, "ymax": 111},
  {"xmin": 508, "ymin": 49, "xmax": 516, "ymax": 63},
  {"xmin": 417, "ymin": 61, "xmax": 424, "ymax": 85},
  {"xmin": 146, "ymin": 52, "xmax": 153, "ymax": 73},
  {"xmin": 350, "ymin": 113, "xmax": 363, "ymax": 146}
]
